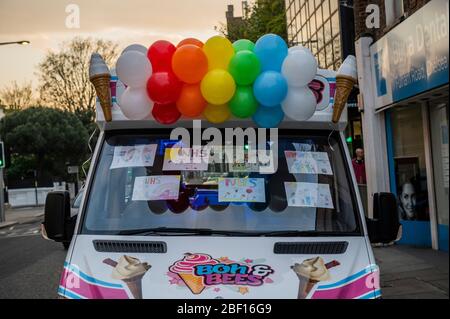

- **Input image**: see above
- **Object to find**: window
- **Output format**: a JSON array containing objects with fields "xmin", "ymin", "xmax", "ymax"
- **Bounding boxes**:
[
  {"xmin": 318, "ymin": 49, "xmax": 326, "ymax": 68},
  {"xmin": 82, "ymin": 130, "xmax": 361, "ymax": 236},
  {"xmin": 324, "ymin": 19, "xmax": 332, "ymax": 43},
  {"xmin": 331, "ymin": 12, "xmax": 340, "ymax": 36},
  {"xmin": 326, "ymin": 43, "xmax": 334, "ymax": 67},
  {"xmin": 330, "ymin": 0, "xmax": 338, "ymax": 14},
  {"xmin": 323, "ymin": 0, "xmax": 330, "ymax": 21}
]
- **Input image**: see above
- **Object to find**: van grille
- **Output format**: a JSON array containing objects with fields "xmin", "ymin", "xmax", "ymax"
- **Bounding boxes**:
[
  {"xmin": 93, "ymin": 240, "xmax": 167, "ymax": 253},
  {"xmin": 273, "ymin": 241, "xmax": 348, "ymax": 254}
]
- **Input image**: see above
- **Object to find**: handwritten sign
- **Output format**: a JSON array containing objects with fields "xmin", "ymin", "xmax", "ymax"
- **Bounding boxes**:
[
  {"xmin": 132, "ymin": 175, "xmax": 180, "ymax": 201},
  {"xmin": 110, "ymin": 144, "xmax": 157, "ymax": 169},
  {"xmin": 284, "ymin": 182, "xmax": 334, "ymax": 209},
  {"xmin": 218, "ymin": 178, "xmax": 266, "ymax": 202},
  {"xmin": 163, "ymin": 148, "xmax": 209, "ymax": 171},
  {"xmin": 285, "ymin": 151, "xmax": 333, "ymax": 175}
]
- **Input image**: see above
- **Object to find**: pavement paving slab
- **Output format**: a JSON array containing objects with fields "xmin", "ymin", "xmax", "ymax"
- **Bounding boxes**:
[{"xmin": 373, "ymin": 244, "xmax": 449, "ymax": 299}]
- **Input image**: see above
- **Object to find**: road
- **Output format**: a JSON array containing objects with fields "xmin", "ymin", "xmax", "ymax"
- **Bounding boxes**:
[{"xmin": 0, "ymin": 220, "xmax": 66, "ymax": 299}]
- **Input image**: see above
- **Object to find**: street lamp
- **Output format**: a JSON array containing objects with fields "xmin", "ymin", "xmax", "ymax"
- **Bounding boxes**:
[{"xmin": 0, "ymin": 40, "xmax": 31, "ymax": 46}]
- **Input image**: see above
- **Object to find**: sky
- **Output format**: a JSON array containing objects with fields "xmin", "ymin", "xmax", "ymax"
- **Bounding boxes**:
[{"xmin": 0, "ymin": 0, "xmax": 245, "ymax": 90}]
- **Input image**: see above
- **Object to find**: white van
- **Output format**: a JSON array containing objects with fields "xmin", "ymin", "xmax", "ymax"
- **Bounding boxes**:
[{"xmin": 43, "ymin": 70, "xmax": 399, "ymax": 299}]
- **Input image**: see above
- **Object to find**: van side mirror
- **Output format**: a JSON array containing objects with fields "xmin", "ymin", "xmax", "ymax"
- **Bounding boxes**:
[
  {"xmin": 44, "ymin": 191, "xmax": 72, "ymax": 242},
  {"xmin": 366, "ymin": 192, "xmax": 400, "ymax": 244}
]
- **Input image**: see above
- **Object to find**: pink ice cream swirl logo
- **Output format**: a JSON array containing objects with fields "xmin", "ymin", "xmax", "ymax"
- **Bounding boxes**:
[
  {"xmin": 169, "ymin": 253, "xmax": 218, "ymax": 274},
  {"xmin": 169, "ymin": 253, "xmax": 274, "ymax": 294}
]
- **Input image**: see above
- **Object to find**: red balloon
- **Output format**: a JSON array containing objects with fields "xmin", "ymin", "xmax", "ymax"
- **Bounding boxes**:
[
  {"xmin": 147, "ymin": 40, "xmax": 176, "ymax": 72},
  {"xmin": 152, "ymin": 103, "xmax": 181, "ymax": 125},
  {"xmin": 147, "ymin": 72, "xmax": 182, "ymax": 104}
]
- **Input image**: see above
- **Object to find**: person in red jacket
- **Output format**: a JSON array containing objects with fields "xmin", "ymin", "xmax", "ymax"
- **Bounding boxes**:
[{"xmin": 352, "ymin": 148, "xmax": 367, "ymax": 184}]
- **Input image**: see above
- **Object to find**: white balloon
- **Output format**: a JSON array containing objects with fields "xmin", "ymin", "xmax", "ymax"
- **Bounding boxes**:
[
  {"xmin": 288, "ymin": 45, "xmax": 312, "ymax": 55},
  {"xmin": 116, "ymin": 51, "xmax": 152, "ymax": 88},
  {"xmin": 115, "ymin": 79, "xmax": 126, "ymax": 107},
  {"xmin": 121, "ymin": 44, "xmax": 148, "ymax": 56},
  {"xmin": 118, "ymin": 87, "xmax": 153, "ymax": 120},
  {"xmin": 282, "ymin": 87, "xmax": 317, "ymax": 121},
  {"xmin": 282, "ymin": 50, "xmax": 318, "ymax": 87}
]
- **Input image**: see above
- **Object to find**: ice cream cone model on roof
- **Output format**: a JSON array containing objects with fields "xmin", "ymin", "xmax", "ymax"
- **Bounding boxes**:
[{"xmin": 332, "ymin": 55, "xmax": 357, "ymax": 123}]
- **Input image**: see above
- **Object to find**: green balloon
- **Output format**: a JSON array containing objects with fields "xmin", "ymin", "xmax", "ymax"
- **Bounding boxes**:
[
  {"xmin": 229, "ymin": 86, "xmax": 259, "ymax": 118},
  {"xmin": 233, "ymin": 39, "xmax": 255, "ymax": 52},
  {"xmin": 228, "ymin": 50, "xmax": 261, "ymax": 86}
]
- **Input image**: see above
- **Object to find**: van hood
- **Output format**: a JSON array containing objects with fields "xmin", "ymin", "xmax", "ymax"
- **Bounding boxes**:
[{"xmin": 59, "ymin": 235, "xmax": 380, "ymax": 299}]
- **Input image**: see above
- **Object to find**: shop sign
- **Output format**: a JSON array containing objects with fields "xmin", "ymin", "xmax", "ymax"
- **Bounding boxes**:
[{"xmin": 370, "ymin": 0, "xmax": 449, "ymax": 109}]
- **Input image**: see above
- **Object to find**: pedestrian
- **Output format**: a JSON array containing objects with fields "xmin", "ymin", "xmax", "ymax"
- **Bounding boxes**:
[{"xmin": 352, "ymin": 147, "xmax": 366, "ymax": 184}]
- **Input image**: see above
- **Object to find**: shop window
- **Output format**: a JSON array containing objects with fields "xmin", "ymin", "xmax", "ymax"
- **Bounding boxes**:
[
  {"xmin": 390, "ymin": 105, "xmax": 429, "ymax": 222},
  {"xmin": 430, "ymin": 101, "xmax": 449, "ymax": 251}
]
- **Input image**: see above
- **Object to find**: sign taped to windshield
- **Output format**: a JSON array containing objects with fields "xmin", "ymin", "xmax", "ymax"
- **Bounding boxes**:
[
  {"xmin": 132, "ymin": 175, "xmax": 181, "ymax": 201},
  {"xmin": 284, "ymin": 182, "xmax": 334, "ymax": 209},
  {"xmin": 110, "ymin": 144, "xmax": 157, "ymax": 169},
  {"xmin": 285, "ymin": 151, "xmax": 333, "ymax": 175},
  {"xmin": 218, "ymin": 178, "xmax": 266, "ymax": 202},
  {"xmin": 163, "ymin": 148, "xmax": 209, "ymax": 171}
]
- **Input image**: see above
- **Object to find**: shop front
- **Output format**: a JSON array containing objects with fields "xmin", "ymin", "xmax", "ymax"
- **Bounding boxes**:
[{"xmin": 370, "ymin": 0, "xmax": 449, "ymax": 251}]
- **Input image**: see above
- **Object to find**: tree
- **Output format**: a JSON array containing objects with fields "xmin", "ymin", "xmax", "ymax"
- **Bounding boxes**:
[
  {"xmin": 220, "ymin": 0, "xmax": 288, "ymax": 43},
  {"xmin": 37, "ymin": 37, "xmax": 119, "ymax": 129},
  {"xmin": 0, "ymin": 81, "xmax": 34, "ymax": 110},
  {"xmin": 0, "ymin": 107, "xmax": 89, "ymax": 186}
]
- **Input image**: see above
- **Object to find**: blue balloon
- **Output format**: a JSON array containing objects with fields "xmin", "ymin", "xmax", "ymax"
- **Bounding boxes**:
[
  {"xmin": 254, "ymin": 34, "xmax": 288, "ymax": 72},
  {"xmin": 253, "ymin": 105, "xmax": 285, "ymax": 128},
  {"xmin": 253, "ymin": 71, "xmax": 288, "ymax": 107}
]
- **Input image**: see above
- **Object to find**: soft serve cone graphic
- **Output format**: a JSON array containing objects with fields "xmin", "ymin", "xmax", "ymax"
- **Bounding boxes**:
[
  {"xmin": 291, "ymin": 257, "xmax": 340, "ymax": 299},
  {"xmin": 104, "ymin": 255, "xmax": 151, "ymax": 299}
]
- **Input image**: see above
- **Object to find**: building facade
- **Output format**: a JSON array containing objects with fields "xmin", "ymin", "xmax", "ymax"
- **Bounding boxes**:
[
  {"xmin": 354, "ymin": 0, "xmax": 449, "ymax": 251},
  {"xmin": 285, "ymin": 0, "xmax": 364, "ymax": 184}
]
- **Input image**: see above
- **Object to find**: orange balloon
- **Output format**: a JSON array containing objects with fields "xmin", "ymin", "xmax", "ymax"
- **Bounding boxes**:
[
  {"xmin": 176, "ymin": 84, "xmax": 207, "ymax": 117},
  {"xmin": 177, "ymin": 38, "xmax": 204, "ymax": 48},
  {"xmin": 172, "ymin": 45, "xmax": 208, "ymax": 84}
]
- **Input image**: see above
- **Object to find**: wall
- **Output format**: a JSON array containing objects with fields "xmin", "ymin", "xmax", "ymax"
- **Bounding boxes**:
[{"xmin": 354, "ymin": 0, "xmax": 431, "ymax": 41}]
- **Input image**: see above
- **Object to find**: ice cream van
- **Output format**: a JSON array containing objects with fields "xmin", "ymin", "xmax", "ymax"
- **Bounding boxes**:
[{"xmin": 42, "ymin": 50, "xmax": 400, "ymax": 299}]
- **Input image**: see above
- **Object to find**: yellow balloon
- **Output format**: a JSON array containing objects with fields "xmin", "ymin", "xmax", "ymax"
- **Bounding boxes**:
[
  {"xmin": 201, "ymin": 69, "xmax": 236, "ymax": 105},
  {"xmin": 203, "ymin": 36, "xmax": 235, "ymax": 70},
  {"xmin": 203, "ymin": 104, "xmax": 230, "ymax": 124}
]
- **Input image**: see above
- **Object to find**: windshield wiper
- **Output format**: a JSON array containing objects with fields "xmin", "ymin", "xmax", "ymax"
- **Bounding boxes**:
[{"xmin": 117, "ymin": 227, "xmax": 255, "ymax": 236}]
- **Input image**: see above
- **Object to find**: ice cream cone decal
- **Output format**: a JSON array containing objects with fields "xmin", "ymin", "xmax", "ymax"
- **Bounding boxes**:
[
  {"xmin": 291, "ymin": 257, "xmax": 340, "ymax": 299},
  {"xmin": 103, "ymin": 256, "xmax": 151, "ymax": 299},
  {"xmin": 89, "ymin": 53, "xmax": 113, "ymax": 122},
  {"xmin": 169, "ymin": 253, "xmax": 218, "ymax": 295},
  {"xmin": 332, "ymin": 55, "xmax": 357, "ymax": 123}
]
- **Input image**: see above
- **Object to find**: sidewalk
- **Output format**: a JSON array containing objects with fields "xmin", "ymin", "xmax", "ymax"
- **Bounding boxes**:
[
  {"xmin": 0, "ymin": 206, "xmax": 44, "ymax": 229},
  {"xmin": 374, "ymin": 244, "xmax": 449, "ymax": 299}
]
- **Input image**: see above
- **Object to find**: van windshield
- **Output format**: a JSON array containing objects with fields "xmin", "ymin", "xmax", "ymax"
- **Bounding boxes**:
[{"xmin": 82, "ymin": 129, "xmax": 360, "ymax": 236}]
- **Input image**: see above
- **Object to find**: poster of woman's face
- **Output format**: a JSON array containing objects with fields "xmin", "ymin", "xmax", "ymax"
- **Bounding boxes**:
[{"xmin": 398, "ymin": 182, "xmax": 417, "ymax": 220}]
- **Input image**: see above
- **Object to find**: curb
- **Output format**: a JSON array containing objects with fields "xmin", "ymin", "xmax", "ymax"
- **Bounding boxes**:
[{"xmin": 0, "ymin": 221, "xmax": 19, "ymax": 229}]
